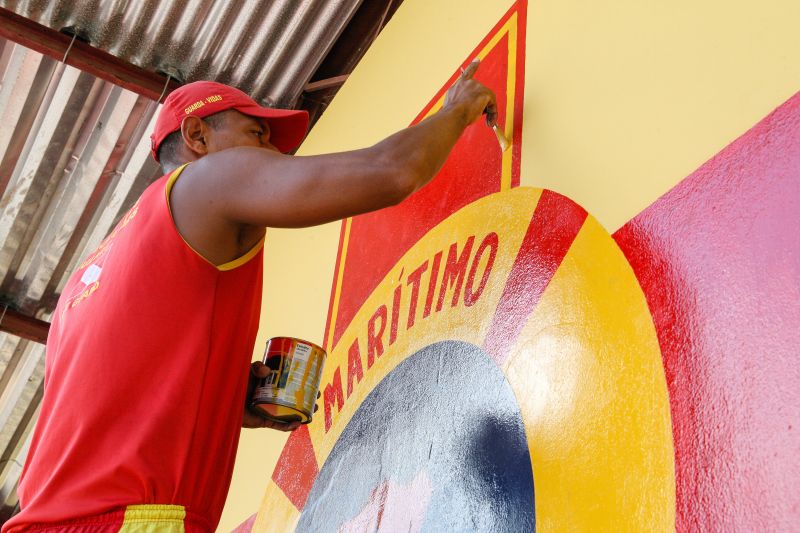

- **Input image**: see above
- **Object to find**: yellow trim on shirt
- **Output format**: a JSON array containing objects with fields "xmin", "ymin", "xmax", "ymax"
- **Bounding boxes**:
[
  {"xmin": 119, "ymin": 504, "xmax": 186, "ymax": 532},
  {"xmin": 165, "ymin": 164, "xmax": 265, "ymax": 271}
]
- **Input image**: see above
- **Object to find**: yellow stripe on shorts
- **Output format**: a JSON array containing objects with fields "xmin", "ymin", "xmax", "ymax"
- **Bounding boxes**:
[{"xmin": 119, "ymin": 505, "xmax": 186, "ymax": 533}]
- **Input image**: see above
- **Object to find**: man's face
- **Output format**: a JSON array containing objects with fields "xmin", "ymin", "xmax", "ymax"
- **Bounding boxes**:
[{"xmin": 205, "ymin": 109, "xmax": 279, "ymax": 154}]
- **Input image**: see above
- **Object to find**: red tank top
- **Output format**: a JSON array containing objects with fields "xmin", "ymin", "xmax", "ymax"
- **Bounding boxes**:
[{"xmin": 5, "ymin": 165, "xmax": 263, "ymax": 531}]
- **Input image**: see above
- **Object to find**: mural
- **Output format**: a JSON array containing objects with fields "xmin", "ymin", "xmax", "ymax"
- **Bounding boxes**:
[
  {"xmin": 239, "ymin": 1, "xmax": 799, "ymax": 531},
  {"xmin": 252, "ymin": 3, "xmax": 675, "ymax": 530}
]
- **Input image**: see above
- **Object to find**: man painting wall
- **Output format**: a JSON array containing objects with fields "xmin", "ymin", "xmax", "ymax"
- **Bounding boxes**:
[{"xmin": 2, "ymin": 61, "xmax": 496, "ymax": 532}]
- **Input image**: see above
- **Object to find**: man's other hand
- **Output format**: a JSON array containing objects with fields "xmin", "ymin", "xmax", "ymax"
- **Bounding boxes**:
[{"xmin": 243, "ymin": 361, "xmax": 319, "ymax": 431}]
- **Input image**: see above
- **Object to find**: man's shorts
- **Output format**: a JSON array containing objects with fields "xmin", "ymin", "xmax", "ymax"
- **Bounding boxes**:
[{"xmin": 13, "ymin": 505, "xmax": 211, "ymax": 533}]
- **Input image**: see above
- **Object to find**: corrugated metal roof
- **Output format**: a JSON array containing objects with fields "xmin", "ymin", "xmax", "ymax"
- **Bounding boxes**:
[
  {"xmin": 1, "ymin": 0, "xmax": 364, "ymax": 107},
  {"xmin": 0, "ymin": 0, "xmax": 396, "ymax": 516}
]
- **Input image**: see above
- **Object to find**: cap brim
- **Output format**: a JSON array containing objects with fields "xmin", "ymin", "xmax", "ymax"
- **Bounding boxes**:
[{"xmin": 234, "ymin": 104, "xmax": 309, "ymax": 153}]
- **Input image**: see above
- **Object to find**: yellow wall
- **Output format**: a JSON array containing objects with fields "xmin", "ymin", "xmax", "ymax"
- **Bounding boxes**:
[
  {"xmin": 219, "ymin": 0, "xmax": 800, "ymax": 529},
  {"xmin": 522, "ymin": 0, "xmax": 800, "ymax": 230}
]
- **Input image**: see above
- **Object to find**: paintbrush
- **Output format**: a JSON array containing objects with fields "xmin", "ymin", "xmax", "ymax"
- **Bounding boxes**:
[{"xmin": 491, "ymin": 123, "xmax": 510, "ymax": 152}]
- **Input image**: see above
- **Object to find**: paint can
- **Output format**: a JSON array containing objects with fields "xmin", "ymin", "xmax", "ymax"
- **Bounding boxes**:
[{"xmin": 250, "ymin": 337, "xmax": 326, "ymax": 424}]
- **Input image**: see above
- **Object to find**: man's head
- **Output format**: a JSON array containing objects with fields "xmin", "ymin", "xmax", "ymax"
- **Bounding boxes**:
[{"xmin": 150, "ymin": 81, "xmax": 308, "ymax": 171}]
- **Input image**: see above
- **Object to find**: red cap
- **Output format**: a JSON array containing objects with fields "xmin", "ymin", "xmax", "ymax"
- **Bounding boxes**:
[{"xmin": 150, "ymin": 80, "xmax": 309, "ymax": 161}]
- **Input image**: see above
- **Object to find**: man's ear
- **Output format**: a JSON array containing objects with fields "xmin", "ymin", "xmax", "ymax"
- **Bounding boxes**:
[{"xmin": 181, "ymin": 115, "xmax": 208, "ymax": 157}]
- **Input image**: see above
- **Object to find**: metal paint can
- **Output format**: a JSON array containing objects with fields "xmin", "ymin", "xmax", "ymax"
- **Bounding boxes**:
[{"xmin": 250, "ymin": 337, "xmax": 326, "ymax": 424}]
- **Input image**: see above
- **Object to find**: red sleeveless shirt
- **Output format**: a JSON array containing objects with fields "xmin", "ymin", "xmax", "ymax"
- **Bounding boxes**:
[{"xmin": 5, "ymin": 165, "xmax": 263, "ymax": 531}]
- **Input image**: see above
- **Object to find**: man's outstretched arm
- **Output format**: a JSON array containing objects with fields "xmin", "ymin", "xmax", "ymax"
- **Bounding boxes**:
[{"xmin": 176, "ymin": 60, "xmax": 496, "ymax": 231}]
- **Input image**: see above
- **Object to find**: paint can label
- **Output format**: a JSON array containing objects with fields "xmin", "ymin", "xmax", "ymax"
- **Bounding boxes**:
[{"xmin": 250, "ymin": 337, "xmax": 326, "ymax": 424}]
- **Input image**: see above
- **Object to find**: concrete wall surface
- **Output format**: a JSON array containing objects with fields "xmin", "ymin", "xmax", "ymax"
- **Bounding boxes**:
[{"xmin": 219, "ymin": 1, "xmax": 800, "ymax": 531}]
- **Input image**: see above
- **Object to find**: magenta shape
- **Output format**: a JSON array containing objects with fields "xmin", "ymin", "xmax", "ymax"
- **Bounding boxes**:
[{"xmin": 614, "ymin": 91, "xmax": 800, "ymax": 531}]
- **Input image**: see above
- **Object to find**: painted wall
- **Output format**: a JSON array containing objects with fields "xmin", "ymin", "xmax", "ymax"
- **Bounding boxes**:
[{"xmin": 219, "ymin": 0, "xmax": 800, "ymax": 531}]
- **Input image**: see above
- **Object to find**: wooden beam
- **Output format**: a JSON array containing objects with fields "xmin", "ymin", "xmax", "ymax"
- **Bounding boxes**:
[
  {"xmin": 304, "ymin": 75, "xmax": 349, "ymax": 93},
  {"xmin": 0, "ymin": 308, "xmax": 49, "ymax": 345},
  {"xmin": 0, "ymin": 7, "xmax": 180, "ymax": 101}
]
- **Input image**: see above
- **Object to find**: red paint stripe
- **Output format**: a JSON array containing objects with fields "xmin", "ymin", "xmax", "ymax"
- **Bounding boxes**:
[
  {"xmin": 483, "ymin": 189, "xmax": 587, "ymax": 365},
  {"xmin": 323, "ymin": 219, "xmax": 348, "ymax": 351},
  {"xmin": 511, "ymin": 0, "xmax": 527, "ymax": 189},
  {"xmin": 271, "ymin": 424, "xmax": 319, "ymax": 510}
]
